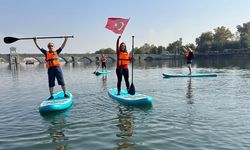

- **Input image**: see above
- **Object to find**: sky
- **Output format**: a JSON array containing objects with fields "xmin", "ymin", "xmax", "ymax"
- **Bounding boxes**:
[{"xmin": 1, "ymin": 0, "xmax": 250, "ymax": 54}]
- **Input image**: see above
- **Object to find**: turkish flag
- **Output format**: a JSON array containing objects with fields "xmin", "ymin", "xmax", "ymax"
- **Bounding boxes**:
[{"xmin": 105, "ymin": 18, "xmax": 129, "ymax": 34}]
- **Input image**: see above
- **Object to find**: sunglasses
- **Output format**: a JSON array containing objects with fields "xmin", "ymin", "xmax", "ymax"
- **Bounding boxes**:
[{"xmin": 48, "ymin": 45, "xmax": 54, "ymax": 47}]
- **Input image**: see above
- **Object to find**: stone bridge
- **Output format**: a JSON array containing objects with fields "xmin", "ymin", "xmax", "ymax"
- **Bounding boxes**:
[
  {"xmin": 0, "ymin": 48, "xmax": 175, "ymax": 64},
  {"xmin": 2, "ymin": 47, "xmax": 250, "ymax": 64}
]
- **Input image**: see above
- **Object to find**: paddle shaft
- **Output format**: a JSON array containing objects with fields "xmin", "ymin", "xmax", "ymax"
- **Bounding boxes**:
[
  {"xmin": 131, "ymin": 36, "xmax": 134, "ymax": 83},
  {"xmin": 20, "ymin": 36, "xmax": 74, "ymax": 40},
  {"xmin": 127, "ymin": 36, "xmax": 136, "ymax": 95},
  {"xmin": 94, "ymin": 64, "xmax": 100, "ymax": 73},
  {"xmin": 4, "ymin": 36, "xmax": 74, "ymax": 44}
]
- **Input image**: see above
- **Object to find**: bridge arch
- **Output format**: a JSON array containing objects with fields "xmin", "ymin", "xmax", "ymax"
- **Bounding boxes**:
[
  {"xmin": 58, "ymin": 56, "xmax": 69, "ymax": 63},
  {"xmin": 144, "ymin": 56, "xmax": 153, "ymax": 61},
  {"xmin": 0, "ymin": 57, "xmax": 7, "ymax": 63},
  {"xmin": 106, "ymin": 56, "xmax": 116, "ymax": 63},
  {"xmin": 20, "ymin": 57, "xmax": 43, "ymax": 63},
  {"xmin": 78, "ymin": 57, "xmax": 93, "ymax": 64}
]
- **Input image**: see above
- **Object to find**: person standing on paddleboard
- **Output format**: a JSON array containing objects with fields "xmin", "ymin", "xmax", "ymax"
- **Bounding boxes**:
[
  {"xmin": 116, "ymin": 36, "xmax": 132, "ymax": 95},
  {"xmin": 183, "ymin": 47, "xmax": 194, "ymax": 75},
  {"xmin": 101, "ymin": 54, "xmax": 107, "ymax": 72},
  {"xmin": 33, "ymin": 37, "xmax": 69, "ymax": 100}
]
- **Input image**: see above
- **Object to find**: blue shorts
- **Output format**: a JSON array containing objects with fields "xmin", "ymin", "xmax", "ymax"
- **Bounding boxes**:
[
  {"xmin": 48, "ymin": 66, "xmax": 65, "ymax": 87},
  {"xmin": 187, "ymin": 60, "xmax": 192, "ymax": 64}
]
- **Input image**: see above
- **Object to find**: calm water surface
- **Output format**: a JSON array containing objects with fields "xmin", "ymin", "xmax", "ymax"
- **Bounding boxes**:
[{"xmin": 1, "ymin": 56, "xmax": 250, "ymax": 150}]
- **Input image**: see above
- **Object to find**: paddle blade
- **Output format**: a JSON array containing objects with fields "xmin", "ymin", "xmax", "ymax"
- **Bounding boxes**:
[
  {"xmin": 128, "ymin": 83, "xmax": 135, "ymax": 95},
  {"xmin": 4, "ymin": 37, "xmax": 19, "ymax": 44}
]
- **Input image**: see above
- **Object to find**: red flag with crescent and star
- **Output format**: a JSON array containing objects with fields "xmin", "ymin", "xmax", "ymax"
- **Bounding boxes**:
[{"xmin": 105, "ymin": 18, "xmax": 130, "ymax": 34}]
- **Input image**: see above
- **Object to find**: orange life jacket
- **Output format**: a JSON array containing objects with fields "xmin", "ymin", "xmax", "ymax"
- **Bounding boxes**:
[
  {"xmin": 118, "ymin": 52, "xmax": 129, "ymax": 66},
  {"xmin": 46, "ymin": 51, "xmax": 60, "ymax": 69},
  {"xmin": 101, "ymin": 55, "xmax": 107, "ymax": 62},
  {"xmin": 185, "ymin": 51, "xmax": 190, "ymax": 57}
]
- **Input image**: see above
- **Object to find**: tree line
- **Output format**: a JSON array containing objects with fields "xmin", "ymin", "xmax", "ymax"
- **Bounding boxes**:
[{"xmin": 95, "ymin": 22, "xmax": 250, "ymax": 54}]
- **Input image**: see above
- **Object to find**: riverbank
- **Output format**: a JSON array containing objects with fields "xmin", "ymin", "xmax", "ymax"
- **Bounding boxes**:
[{"xmin": 1, "ymin": 48, "xmax": 250, "ymax": 63}]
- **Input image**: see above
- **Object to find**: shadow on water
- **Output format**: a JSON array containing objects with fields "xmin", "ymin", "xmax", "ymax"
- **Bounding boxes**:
[
  {"xmin": 40, "ymin": 109, "xmax": 71, "ymax": 150},
  {"xmin": 102, "ymin": 75, "xmax": 108, "ymax": 90},
  {"xmin": 115, "ymin": 105, "xmax": 136, "ymax": 149},
  {"xmin": 194, "ymin": 55, "xmax": 250, "ymax": 69},
  {"xmin": 186, "ymin": 77, "xmax": 194, "ymax": 104},
  {"xmin": 115, "ymin": 104, "xmax": 152, "ymax": 150},
  {"xmin": 9, "ymin": 64, "xmax": 20, "ymax": 79},
  {"xmin": 133, "ymin": 55, "xmax": 250, "ymax": 69},
  {"xmin": 94, "ymin": 72, "xmax": 108, "ymax": 90}
]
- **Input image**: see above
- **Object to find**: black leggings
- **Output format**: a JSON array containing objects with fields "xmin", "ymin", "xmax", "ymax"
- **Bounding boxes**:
[
  {"xmin": 101, "ymin": 62, "xmax": 106, "ymax": 69},
  {"xmin": 116, "ymin": 68, "xmax": 130, "ymax": 93}
]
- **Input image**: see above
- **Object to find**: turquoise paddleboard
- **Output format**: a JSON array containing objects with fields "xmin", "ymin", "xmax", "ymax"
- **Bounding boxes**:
[
  {"xmin": 39, "ymin": 91, "xmax": 73, "ymax": 113},
  {"xmin": 162, "ymin": 73, "xmax": 217, "ymax": 78},
  {"xmin": 95, "ymin": 71, "xmax": 111, "ymax": 75},
  {"xmin": 108, "ymin": 88, "xmax": 153, "ymax": 105}
]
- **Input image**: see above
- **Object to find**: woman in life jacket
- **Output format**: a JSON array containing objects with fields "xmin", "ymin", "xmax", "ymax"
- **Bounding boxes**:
[
  {"xmin": 100, "ymin": 54, "xmax": 107, "ymax": 72},
  {"xmin": 116, "ymin": 36, "xmax": 132, "ymax": 95},
  {"xmin": 183, "ymin": 46, "xmax": 194, "ymax": 75},
  {"xmin": 33, "ymin": 37, "xmax": 69, "ymax": 100}
]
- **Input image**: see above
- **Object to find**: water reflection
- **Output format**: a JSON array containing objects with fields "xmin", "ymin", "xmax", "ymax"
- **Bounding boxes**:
[
  {"xmin": 10, "ymin": 64, "xmax": 20, "ymax": 79},
  {"xmin": 115, "ymin": 105, "xmax": 136, "ymax": 149},
  {"xmin": 41, "ymin": 110, "xmax": 70, "ymax": 150},
  {"xmin": 132, "ymin": 55, "xmax": 250, "ymax": 69},
  {"xmin": 196, "ymin": 55, "xmax": 250, "ymax": 69},
  {"xmin": 71, "ymin": 62, "xmax": 77, "ymax": 68},
  {"xmin": 186, "ymin": 78, "xmax": 194, "ymax": 104},
  {"xmin": 102, "ymin": 75, "xmax": 107, "ymax": 90}
]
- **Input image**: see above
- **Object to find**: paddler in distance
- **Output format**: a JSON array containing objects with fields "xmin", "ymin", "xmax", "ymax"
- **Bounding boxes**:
[
  {"xmin": 100, "ymin": 54, "xmax": 107, "ymax": 72},
  {"xmin": 182, "ymin": 46, "xmax": 194, "ymax": 75}
]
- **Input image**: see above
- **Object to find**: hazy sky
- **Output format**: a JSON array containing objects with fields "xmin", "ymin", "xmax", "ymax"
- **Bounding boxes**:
[{"xmin": 1, "ymin": 0, "xmax": 250, "ymax": 53}]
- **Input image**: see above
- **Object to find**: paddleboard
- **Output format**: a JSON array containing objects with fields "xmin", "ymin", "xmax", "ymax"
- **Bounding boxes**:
[
  {"xmin": 108, "ymin": 88, "xmax": 153, "ymax": 105},
  {"xmin": 39, "ymin": 91, "xmax": 73, "ymax": 113},
  {"xmin": 162, "ymin": 73, "xmax": 217, "ymax": 78},
  {"xmin": 95, "ymin": 71, "xmax": 111, "ymax": 75}
]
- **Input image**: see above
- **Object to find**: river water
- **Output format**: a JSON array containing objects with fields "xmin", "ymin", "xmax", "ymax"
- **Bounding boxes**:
[{"xmin": 0, "ymin": 56, "xmax": 250, "ymax": 150}]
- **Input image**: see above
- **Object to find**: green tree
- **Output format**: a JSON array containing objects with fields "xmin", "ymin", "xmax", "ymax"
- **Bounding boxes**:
[
  {"xmin": 140, "ymin": 43, "xmax": 153, "ymax": 54},
  {"xmin": 134, "ymin": 45, "xmax": 166, "ymax": 54},
  {"xmin": 184, "ymin": 43, "xmax": 196, "ymax": 50},
  {"xmin": 166, "ymin": 38, "xmax": 183, "ymax": 54},
  {"xmin": 157, "ymin": 46, "xmax": 165, "ymax": 54},
  {"xmin": 237, "ymin": 22, "xmax": 250, "ymax": 48},
  {"xmin": 95, "ymin": 48, "xmax": 115, "ymax": 54},
  {"xmin": 150, "ymin": 46, "xmax": 158, "ymax": 54},
  {"xmin": 213, "ymin": 26, "xmax": 233, "ymax": 43},
  {"xmin": 195, "ymin": 32, "xmax": 213, "ymax": 52},
  {"xmin": 134, "ymin": 47, "xmax": 144, "ymax": 54}
]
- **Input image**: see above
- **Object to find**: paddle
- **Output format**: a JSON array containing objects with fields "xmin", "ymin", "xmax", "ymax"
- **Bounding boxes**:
[
  {"xmin": 128, "ymin": 36, "xmax": 135, "ymax": 95},
  {"xmin": 93, "ymin": 64, "xmax": 100, "ymax": 74},
  {"xmin": 4, "ymin": 36, "xmax": 74, "ymax": 44}
]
